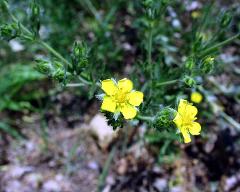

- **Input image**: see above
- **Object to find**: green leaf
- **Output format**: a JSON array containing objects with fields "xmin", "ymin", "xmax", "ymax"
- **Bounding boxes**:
[{"xmin": 0, "ymin": 122, "xmax": 23, "ymax": 139}]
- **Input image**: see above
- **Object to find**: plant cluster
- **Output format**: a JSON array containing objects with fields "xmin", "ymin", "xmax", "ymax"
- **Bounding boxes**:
[{"xmin": 0, "ymin": 0, "xmax": 239, "ymax": 145}]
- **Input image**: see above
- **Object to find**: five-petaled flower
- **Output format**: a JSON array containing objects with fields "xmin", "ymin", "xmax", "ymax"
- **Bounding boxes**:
[
  {"xmin": 173, "ymin": 99, "xmax": 201, "ymax": 143},
  {"xmin": 100, "ymin": 78, "xmax": 144, "ymax": 119}
]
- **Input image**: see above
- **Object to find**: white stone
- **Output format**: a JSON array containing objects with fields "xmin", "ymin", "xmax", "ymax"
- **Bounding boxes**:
[
  {"xmin": 42, "ymin": 180, "xmax": 61, "ymax": 192},
  {"xmin": 9, "ymin": 40, "xmax": 24, "ymax": 52},
  {"xmin": 89, "ymin": 114, "xmax": 118, "ymax": 148}
]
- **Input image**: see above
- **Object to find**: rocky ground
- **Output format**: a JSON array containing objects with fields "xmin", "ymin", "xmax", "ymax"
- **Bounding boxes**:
[{"xmin": 1, "ymin": 92, "xmax": 240, "ymax": 192}]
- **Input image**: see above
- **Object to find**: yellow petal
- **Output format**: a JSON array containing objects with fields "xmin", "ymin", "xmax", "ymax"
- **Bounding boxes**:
[
  {"xmin": 186, "ymin": 105, "xmax": 198, "ymax": 120},
  {"xmin": 120, "ymin": 104, "xmax": 137, "ymax": 119},
  {"xmin": 173, "ymin": 112, "xmax": 182, "ymax": 128},
  {"xmin": 128, "ymin": 91, "xmax": 144, "ymax": 106},
  {"xmin": 181, "ymin": 127, "xmax": 191, "ymax": 143},
  {"xmin": 191, "ymin": 92, "xmax": 203, "ymax": 103},
  {"xmin": 188, "ymin": 122, "xmax": 201, "ymax": 135},
  {"xmin": 101, "ymin": 96, "xmax": 116, "ymax": 113},
  {"xmin": 178, "ymin": 99, "xmax": 197, "ymax": 120},
  {"xmin": 178, "ymin": 99, "xmax": 188, "ymax": 115},
  {"xmin": 101, "ymin": 79, "xmax": 117, "ymax": 96},
  {"xmin": 117, "ymin": 78, "xmax": 133, "ymax": 93}
]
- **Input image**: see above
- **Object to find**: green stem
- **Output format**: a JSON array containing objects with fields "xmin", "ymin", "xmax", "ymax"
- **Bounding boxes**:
[
  {"xmin": 155, "ymin": 79, "xmax": 179, "ymax": 87},
  {"xmin": 66, "ymin": 83, "xmax": 85, "ymax": 87},
  {"xmin": 9, "ymin": 8, "xmax": 94, "ymax": 86},
  {"xmin": 9, "ymin": 8, "xmax": 71, "ymax": 67},
  {"xmin": 97, "ymin": 146, "xmax": 116, "ymax": 192},
  {"xmin": 39, "ymin": 41, "xmax": 71, "ymax": 66},
  {"xmin": 81, "ymin": 0, "xmax": 102, "ymax": 26},
  {"xmin": 137, "ymin": 115, "xmax": 154, "ymax": 122},
  {"xmin": 148, "ymin": 27, "xmax": 153, "ymax": 79},
  {"xmin": 78, "ymin": 76, "xmax": 93, "ymax": 85},
  {"xmin": 40, "ymin": 41, "xmax": 93, "ymax": 85},
  {"xmin": 9, "ymin": 11, "xmax": 32, "ymax": 36},
  {"xmin": 200, "ymin": 33, "xmax": 240, "ymax": 56},
  {"xmin": 220, "ymin": 111, "xmax": 240, "ymax": 131}
]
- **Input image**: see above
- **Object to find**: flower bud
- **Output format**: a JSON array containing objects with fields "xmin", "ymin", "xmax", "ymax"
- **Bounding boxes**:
[
  {"xmin": 185, "ymin": 57, "xmax": 195, "ymax": 70},
  {"xmin": 35, "ymin": 59, "xmax": 53, "ymax": 75},
  {"xmin": 0, "ymin": 23, "xmax": 20, "ymax": 41},
  {"xmin": 220, "ymin": 11, "xmax": 232, "ymax": 28},
  {"xmin": 52, "ymin": 68, "xmax": 65, "ymax": 81},
  {"xmin": 71, "ymin": 41, "xmax": 89, "ymax": 75},
  {"xmin": 183, "ymin": 76, "xmax": 196, "ymax": 87},
  {"xmin": 200, "ymin": 56, "xmax": 215, "ymax": 74},
  {"xmin": 153, "ymin": 107, "xmax": 176, "ymax": 132},
  {"xmin": 30, "ymin": 0, "xmax": 40, "ymax": 37},
  {"xmin": 191, "ymin": 91, "xmax": 203, "ymax": 104}
]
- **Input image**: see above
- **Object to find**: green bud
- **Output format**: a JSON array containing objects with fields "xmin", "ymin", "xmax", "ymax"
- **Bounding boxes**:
[
  {"xmin": 0, "ymin": 23, "xmax": 20, "ymax": 41},
  {"xmin": 153, "ymin": 107, "xmax": 176, "ymax": 132},
  {"xmin": 35, "ymin": 59, "xmax": 68, "ymax": 82},
  {"xmin": 53, "ymin": 61, "xmax": 64, "ymax": 69},
  {"xmin": 71, "ymin": 41, "xmax": 89, "ymax": 75},
  {"xmin": 183, "ymin": 76, "xmax": 196, "ymax": 87},
  {"xmin": 30, "ymin": 0, "xmax": 40, "ymax": 37},
  {"xmin": 220, "ymin": 11, "xmax": 232, "ymax": 28},
  {"xmin": 35, "ymin": 59, "xmax": 53, "ymax": 75},
  {"xmin": 142, "ymin": 0, "xmax": 154, "ymax": 8},
  {"xmin": 52, "ymin": 68, "xmax": 65, "ymax": 81},
  {"xmin": 161, "ymin": 0, "xmax": 170, "ymax": 6},
  {"xmin": 200, "ymin": 56, "xmax": 215, "ymax": 74},
  {"xmin": 185, "ymin": 57, "xmax": 195, "ymax": 70}
]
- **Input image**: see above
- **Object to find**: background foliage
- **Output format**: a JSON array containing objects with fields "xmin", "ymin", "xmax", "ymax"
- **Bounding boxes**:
[{"xmin": 0, "ymin": 0, "xmax": 240, "ymax": 191}]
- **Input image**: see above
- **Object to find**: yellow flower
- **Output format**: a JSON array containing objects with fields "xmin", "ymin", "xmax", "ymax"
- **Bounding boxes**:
[
  {"xmin": 173, "ymin": 99, "xmax": 201, "ymax": 143},
  {"xmin": 100, "ymin": 78, "xmax": 144, "ymax": 119},
  {"xmin": 191, "ymin": 11, "xmax": 201, "ymax": 19},
  {"xmin": 191, "ymin": 92, "xmax": 203, "ymax": 103}
]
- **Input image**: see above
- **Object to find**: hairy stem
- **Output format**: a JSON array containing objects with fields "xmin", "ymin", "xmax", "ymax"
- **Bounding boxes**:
[
  {"xmin": 9, "ymin": 7, "xmax": 93, "ymax": 86},
  {"xmin": 200, "ymin": 33, "xmax": 240, "ymax": 56},
  {"xmin": 80, "ymin": 0, "xmax": 102, "ymax": 26},
  {"xmin": 155, "ymin": 79, "xmax": 179, "ymax": 87},
  {"xmin": 148, "ymin": 27, "xmax": 153, "ymax": 79},
  {"xmin": 97, "ymin": 146, "xmax": 116, "ymax": 192},
  {"xmin": 39, "ymin": 41, "xmax": 71, "ymax": 66},
  {"xmin": 137, "ymin": 115, "xmax": 154, "ymax": 122},
  {"xmin": 66, "ymin": 83, "xmax": 86, "ymax": 87},
  {"xmin": 220, "ymin": 111, "xmax": 240, "ymax": 131}
]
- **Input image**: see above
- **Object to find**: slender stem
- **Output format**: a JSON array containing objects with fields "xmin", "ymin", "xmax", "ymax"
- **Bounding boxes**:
[
  {"xmin": 78, "ymin": 76, "xmax": 92, "ymax": 85},
  {"xmin": 200, "ymin": 33, "xmax": 240, "ymax": 56},
  {"xmin": 220, "ymin": 111, "xmax": 240, "ymax": 131},
  {"xmin": 39, "ymin": 41, "xmax": 93, "ymax": 85},
  {"xmin": 39, "ymin": 41, "xmax": 71, "ymax": 66},
  {"xmin": 9, "ymin": 11, "xmax": 32, "ymax": 36},
  {"xmin": 9, "ymin": 8, "xmax": 94, "ymax": 86},
  {"xmin": 9, "ymin": 9, "xmax": 71, "ymax": 67},
  {"xmin": 198, "ymin": 85, "xmax": 240, "ymax": 131},
  {"xmin": 97, "ymin": 146, "xmax": 116, "ymax": 192},
  {"xmin": 66, "ymin": 83, "xmax": 85, "ymax": 87},
  {"xmin": 137, "ymin": 115, "xmax": 154, "ymax": 122},
  {"xmin": 147, "ymin": 27, "xmax": 153, "ymax": 79},
  {"xmin": 81, "ymin": 0, "xmax": 102, "ymax": 26},
  {"xmin": 155, "ymin": 79, "xmax": 179, "ymax": 87}
]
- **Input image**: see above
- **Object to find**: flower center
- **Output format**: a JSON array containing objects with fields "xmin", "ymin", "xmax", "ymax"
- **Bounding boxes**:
[
  {"xmin": 115, "ymin": 90, "xmax": 127, "ymax": 103},
  {"xmin": 182, "ymin": 115, "xmax": 196, "ymax": 127}
]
